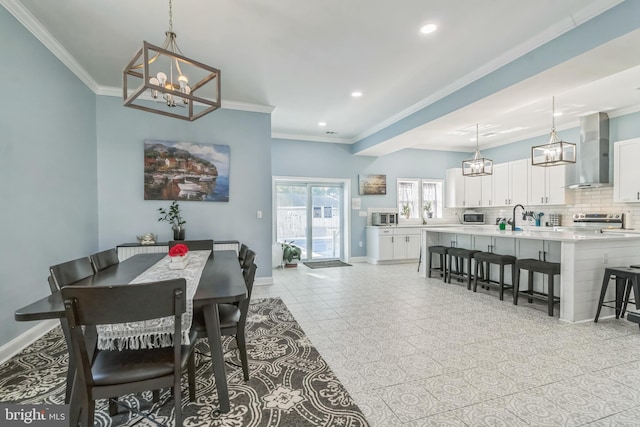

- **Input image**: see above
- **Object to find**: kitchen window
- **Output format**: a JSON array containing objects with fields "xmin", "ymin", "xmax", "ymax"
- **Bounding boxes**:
[{"xmin": 397, "ymin": 178, "xmax": 444, "ymax": 223}]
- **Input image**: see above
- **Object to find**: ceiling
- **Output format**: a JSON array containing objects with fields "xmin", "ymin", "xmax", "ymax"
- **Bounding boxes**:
[{"xmin": 5, "ymin": 0, "xmax": 640, "ymax": 155}]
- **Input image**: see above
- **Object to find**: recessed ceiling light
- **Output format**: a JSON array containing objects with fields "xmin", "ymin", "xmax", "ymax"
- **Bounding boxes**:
[
  {"xmin": 420, "ymin": 24, "xmax": 437, "ymax": 34},
  {"xmin": 318, "ymin": 122, "xmax": 327, "ymax": 127},
  {"xmin": 553, "ymin": 112, "xmax": 563, "ymax": 117},
  {"xmin": 351, "ymin": 91, "xmax": 363, "ymax": 97}
]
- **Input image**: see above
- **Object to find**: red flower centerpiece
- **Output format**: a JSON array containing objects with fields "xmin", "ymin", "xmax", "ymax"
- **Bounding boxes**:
[
  {"xmin": 169, "ymin": 244, "xmax": 189, "ymax": 269},
  {"xmin": 169, "ymin": 243, "xmax": 189, "ymax": 258}
]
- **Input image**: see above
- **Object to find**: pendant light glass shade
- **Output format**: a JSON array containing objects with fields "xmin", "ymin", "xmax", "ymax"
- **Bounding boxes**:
[
  {"xmin": 462, "ymin": 124, "xmax": 493, "ymax": 177},
  {"xmin": 531, "ymin": 97, "xmax": 576, "ymax": 166}
]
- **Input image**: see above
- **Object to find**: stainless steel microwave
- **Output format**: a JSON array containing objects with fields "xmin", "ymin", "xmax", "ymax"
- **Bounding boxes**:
[
  {"xmin": 372, "ymin": 212, "xmax": 398, "ymax": 226},
  {"xmin": 462, "ymin": 211, "xmax": 485, "ymax": 224}
]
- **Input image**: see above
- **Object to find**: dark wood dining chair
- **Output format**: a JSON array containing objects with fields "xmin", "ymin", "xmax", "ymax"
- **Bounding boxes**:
[
  {"xmin": 238, "ymin": 243, "xmax": 249, "ymax": 265},
  {"xmin": 61, "ymin": 279, "xmax": 196, "ymax": 427},
  {"xmin": 192, "ymin": 262, "xmax": 257, "ymax": 381},
  {"xmin": 49, "ymin": 257, "xmax": 94, "ymax": 290},
  {"xmin": 89, "ymin": 248, "xmax": 120, "ymax": 272},
  {"xmin": 241, "ymin": 249, "xmax": 256, "ymax": 273},
  {"xmin": 169, "ymin": 239, "xmax": 214, "ymax": 251}
]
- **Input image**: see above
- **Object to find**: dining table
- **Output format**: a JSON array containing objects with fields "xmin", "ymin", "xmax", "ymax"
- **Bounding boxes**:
[{"xmin": 14, "ymin": 250, "xmax": 247, "ymax": 424}]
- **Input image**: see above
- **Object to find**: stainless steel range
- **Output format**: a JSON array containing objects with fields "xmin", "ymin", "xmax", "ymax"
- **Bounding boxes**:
[{"xmin": 571, "ymin": 212, "xmax": 624, "ymax": 230}]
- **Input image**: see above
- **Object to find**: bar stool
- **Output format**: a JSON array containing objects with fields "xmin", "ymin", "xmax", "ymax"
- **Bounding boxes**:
[
  {"xmin": 427, "ymin": 245, "xmax": 449, "ymax": 281},
  {"xmin": 513, "ymin": 258, "xmax": 561, "ymax": 316},
  {"xmin": 594, "ymin": 267, "xmax": 640, "ymax": 322},
  {"xmin": 447, "ymin": 248, "xmax": 480, "ymax": 290},
  {"xmin": 472, "ymin": 252, "xmax": 516, "ymax": 301}
]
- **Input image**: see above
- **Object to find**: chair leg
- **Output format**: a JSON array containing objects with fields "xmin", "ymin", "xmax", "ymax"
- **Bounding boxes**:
[
  {"xmin": 236, "ymin": 332, "xmax": 250, "ymax": 381},
  {"xmin": 548, "ymin": 274, "xmax": 555, "ymax": 316},
  {"xmin": 108, "ymin": 398, "xmax": 118, "ymax": 416},
  {"xmin": 153, "ymin": 389, "xmax": 160, "ymax": 403},
  {"xmin": 174, "ymin": 376, "xmax": 182, "ymax": 427},
  {"xmin": 499, "ymin": 264, "xmax": 505, "ymax": 301},
  {"xmin": 594, "ymin": 272, "xmax": 611, "ymax": 322},
  {"xmin": 513, "ymin": 267, "xmax": 520, "ymax": 305},
  {"xmin": 473, "ymin": 260, "xmax": 480, "ymax": 292},
  {"xmin": 188, "ymin": 352, "xmax": 196, "ymax": 402}
]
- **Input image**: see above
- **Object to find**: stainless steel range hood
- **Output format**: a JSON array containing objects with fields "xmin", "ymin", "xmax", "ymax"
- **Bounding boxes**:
[{"xmin": 566, "ymin": 112, "xmax": 610, "ymax": 189}]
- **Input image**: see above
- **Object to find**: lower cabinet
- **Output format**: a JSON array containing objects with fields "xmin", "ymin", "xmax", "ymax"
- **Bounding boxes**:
[{"xmin": 366, "ymin": 227, "xmax": 421, "ymax": 263}]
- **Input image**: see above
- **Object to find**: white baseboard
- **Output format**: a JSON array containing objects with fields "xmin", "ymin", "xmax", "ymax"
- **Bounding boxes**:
[
  {"xmin": 255, "ymin": 276, "xmax": 274, "ymax": 286},
  {"xmin": 349, "ymin": 256, "xmax": 368, "ymax": 263},
  {"xmin": 0, "ymin": 320, "xmax": 58, "ymax": 365}
]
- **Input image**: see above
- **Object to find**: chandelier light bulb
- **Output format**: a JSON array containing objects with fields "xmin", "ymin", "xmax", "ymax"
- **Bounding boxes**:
[
  {"xmin": 178, "ymin": 75, "xmax": 188, "ymax": 88},
  {"xmin": 157, "ymin": 72, "xmax": 167, "ymax": 86}
]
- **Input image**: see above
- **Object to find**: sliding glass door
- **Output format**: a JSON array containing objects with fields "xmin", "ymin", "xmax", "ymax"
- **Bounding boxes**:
[{"xmin": 275, "ymin": 181, "xmax": 344, "ymax": 260}]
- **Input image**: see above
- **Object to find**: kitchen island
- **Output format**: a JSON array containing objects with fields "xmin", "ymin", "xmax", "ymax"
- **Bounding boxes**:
[{"xmin": 420, "ymin": 226, "xmax": 640, "ymax": 323}]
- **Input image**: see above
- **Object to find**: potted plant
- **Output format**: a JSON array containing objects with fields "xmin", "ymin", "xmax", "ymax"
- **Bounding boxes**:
[
  {"xmin": 401, "ymin": 202, "xmax": 412, "ymax": 219},
  {"xmin": 423, "ymin": 200, "xmax": 434, "ymax": 219},
  {"xmin": 281, "ymin": 241, "xmax": 302, "ymax": 267},
  {"xmin": 158, "ymin": 201, "xmax": 186, "ymax": 240}
]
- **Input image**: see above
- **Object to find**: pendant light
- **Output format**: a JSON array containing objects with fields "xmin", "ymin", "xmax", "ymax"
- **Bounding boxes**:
[
  {"xmin": 531, "ymin": 97, "xmax": 576, "ymax": 166},
  {"xmin": 462, "ymin": 124, "xmax": 493, "ymax": 177},
  {"xmin": 123, "ymin": 0, "xmax": 221, "ymax": 121}
]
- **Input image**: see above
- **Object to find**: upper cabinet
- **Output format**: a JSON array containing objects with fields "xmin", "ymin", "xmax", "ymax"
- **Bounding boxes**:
[
  {"xmin": 493, "ymin": 159, "xmax": 528, "ymax": 207},
  {"xmin": 527, "ymin": 161, "xmax": 574, "ymax": 205},
  {"xmin": 481, "ymin": 174, "xmax": 493, "ymax": 207},
  {"xmin": 464, "ymin": 175, "xmax": 482, "ymax": 207},
  {"xmin": 614, "ymin": 138, "xmax": 640, "ymax": 202},
  {"xmin": 445, "ymin": 168, "xmax": 465, "ymax": 208}
]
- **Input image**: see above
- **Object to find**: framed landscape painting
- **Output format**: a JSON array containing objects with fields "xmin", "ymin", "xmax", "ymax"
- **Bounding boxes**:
[
  {"xmin": 144, "ymin": 139, "xmax": 230, "ymax": 202},
  {"xmin": 359, "ymin": 174, "xmax": 386, "ymax": 195}
]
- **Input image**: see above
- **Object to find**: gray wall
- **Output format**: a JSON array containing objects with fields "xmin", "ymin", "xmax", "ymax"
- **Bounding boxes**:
[
  {"xmin": 0, "ymin": 8, "xmax": 98, "ymax": 344},
  {"xmin": 95, "ymin": 97, "xmax": 273, "ymax": 276}
]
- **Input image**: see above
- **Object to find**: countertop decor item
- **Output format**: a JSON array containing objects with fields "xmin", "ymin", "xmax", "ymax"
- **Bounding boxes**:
[
  {"xmin": 158, "ymin": 200, "xmax": 186, "ymax": 240},
  {"xmin": 122, "ymin": 0, "xmax": 221, "ymax": 121},
  {"xmin": 168, "ymin": 243, "xmax": 189, "ymax": 269},
  {"xmin": 136, "ymin": 233, "xmax": 158, "ymax": 245}
]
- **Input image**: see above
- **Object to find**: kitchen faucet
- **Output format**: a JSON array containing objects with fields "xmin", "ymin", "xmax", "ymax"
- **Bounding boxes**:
[{"xmin": 512, "ymin": 204, "xmax": 525, "ymax": 231}]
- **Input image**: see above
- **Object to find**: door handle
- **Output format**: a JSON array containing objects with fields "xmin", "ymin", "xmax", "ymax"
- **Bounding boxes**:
[{"xmin": 541, "ymin": 197, "xmax": 544, "ymax": 203}]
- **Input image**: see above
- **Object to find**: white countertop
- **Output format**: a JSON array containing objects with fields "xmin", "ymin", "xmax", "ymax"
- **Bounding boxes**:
[{"xmin": 422, "ymin": 225, "xmax": 640, "ymax": 242}]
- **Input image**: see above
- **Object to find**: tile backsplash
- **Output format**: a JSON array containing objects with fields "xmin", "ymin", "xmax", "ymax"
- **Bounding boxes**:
[{"xmin": 448, "ymin": 186, "xmax": 639, "ymax": 228}]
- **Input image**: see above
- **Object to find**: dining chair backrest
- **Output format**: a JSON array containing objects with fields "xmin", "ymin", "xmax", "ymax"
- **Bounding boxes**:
[
  {"xmin": 50, "ymin": 257, "xmax": 94, "ymax": 289},
  {"xmin": 89, "ymin": 248, "xmax": 119, "ymax": 272},
  {"xmin": 242, "ymin": 262, "xmax": 258, "ymax": 302},
  {"xmin": 238, "ymin": 243, "xmax": 249, "ymax": 264},
  {"xmin": 169, "ymin": 239, "xmax": 214, "ymax": 251},
  {"xmin": 242, "ymin": 249, "xmax": 256, "ymax": 273}
]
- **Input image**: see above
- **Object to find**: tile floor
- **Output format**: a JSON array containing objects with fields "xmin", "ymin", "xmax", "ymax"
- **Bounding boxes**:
[{"xmin": 252, "ymin": 261, "xmax": 640, "ymax": 426}]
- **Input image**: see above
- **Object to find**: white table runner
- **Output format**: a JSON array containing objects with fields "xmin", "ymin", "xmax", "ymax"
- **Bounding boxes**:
[{"xmin": 97, "ymin": 250, "xmax": 211, "ymax": 350}]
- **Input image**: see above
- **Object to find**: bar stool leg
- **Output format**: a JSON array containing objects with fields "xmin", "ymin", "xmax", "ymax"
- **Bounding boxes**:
[
  {"xmin": 616, "ymin": 278, "xmax": 627, "ymax": 318},
  {"xmin": 527, "ymin": 270, "xmax": 534, "ymax": 303},
  {"xmin": 548, "ymin": 273, "xmax": 555, "ymax": 316},
  {"xmin": 473, "ymin": 260, "xmax": 480, "ymax": 292},
  {"xmin": 427, "ymin": 251, "xmax": 433, "ymax": 278},
  {"xmin": 466, "ymin": 257, "xmax": 473, "ymax": 290},
  {"xmin": 440, "ymin": 254, "xmax": 446, "ymax": 280},
  {"xmin": 447, "ymin": 254, "xmax": 453, "ymax": 284},
  {"xmin": 594, "ymin": 272, "xmax": 611, "ymax": 323},
  {"xmin": 513, "ymin": 267, "xmax": 520, "ymax": 305},
  {"xmin": 499, "ymin": 264, "xmax": 505, "ymax": 301}
]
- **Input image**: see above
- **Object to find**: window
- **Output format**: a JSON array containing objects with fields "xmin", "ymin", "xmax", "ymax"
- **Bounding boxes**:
[{"xmin": 397, "ymin": 178, "xmax": 444, "ymax": 223}]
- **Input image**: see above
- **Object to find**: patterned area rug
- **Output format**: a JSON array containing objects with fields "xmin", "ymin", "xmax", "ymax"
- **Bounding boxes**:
[
  {"xmin": 0, "ymin": 298, "xmax": 368, "ymax": 427},
  {"xmin": 303, "ymin": 261, "xmax": 352, "ymax": 269}
]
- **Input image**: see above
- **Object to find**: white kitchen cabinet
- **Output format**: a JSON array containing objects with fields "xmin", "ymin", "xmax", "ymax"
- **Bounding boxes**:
[
  {"xmin": 445, "ymin": 168, "xmax": 465, "ymax": 208},
  {"xmin": 493, "ymin": 159, "xmax": 528, "ymax": 206},
  {"xmin": 481, "ymin": 174, "xmax": 494, "ymax": 207},
  {"xmin": 464, "ymin": 175, "xmax": 482, "ymax": 207},
  {"xmin": 366, "ymin": 227, "xmax": 421, "ymax": 264},
  {"xmin": 614, "ymin": 138, "xmax": 640, "ymax": 202},
  {"xmin": 528, "ymin": 161, "xmax": 574, "ymax": 206}
]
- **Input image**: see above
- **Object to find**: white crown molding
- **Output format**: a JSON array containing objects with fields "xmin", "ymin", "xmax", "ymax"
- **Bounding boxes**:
[
  {"xmin": 1, "ymin": 0, "xmax": 100, "ymax": 92},
  {"xmin": 97, "ymin": 85, "xmax": 275, "ymax": 114},
  {"xmin": 271, "ymin": 132, "xmax": 354, "ymax": 144},
  {"xmin": 352, "ymin": 0, "xmax": 622, "ymax": 144}
]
